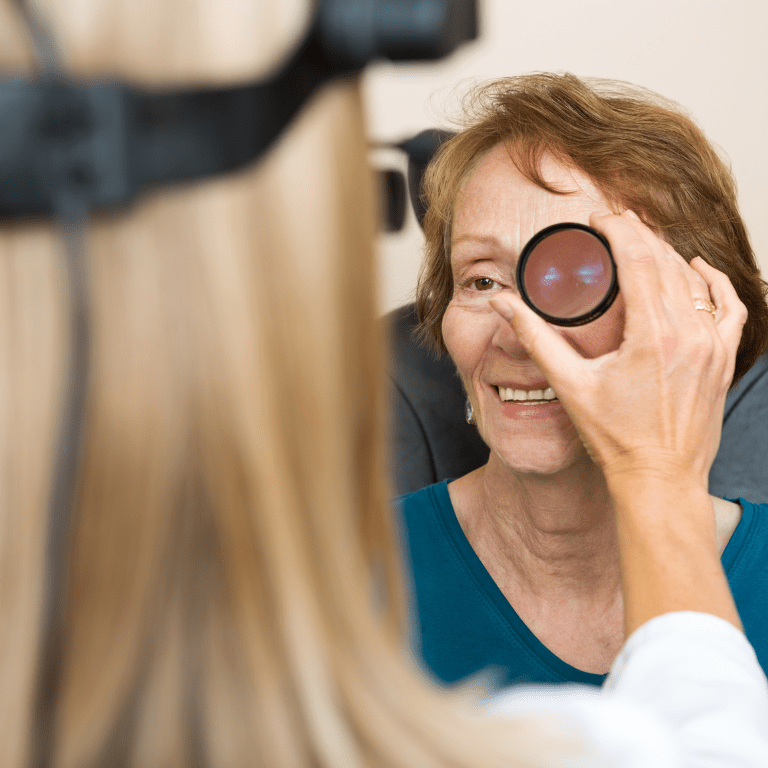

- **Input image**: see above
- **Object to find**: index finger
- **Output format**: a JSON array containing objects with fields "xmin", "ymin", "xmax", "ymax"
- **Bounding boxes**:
[
  {"xmin": 589, "ymin": 211, "xmax": 668, "ymax": 336},
  {"xmin": 488, "ymin": 292, "xmax": 592, "ymax": 402}
]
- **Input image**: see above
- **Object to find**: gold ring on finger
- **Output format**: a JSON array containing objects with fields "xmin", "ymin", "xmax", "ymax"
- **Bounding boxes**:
[{"xmin": 693, "ymin": 298, "xmax": 717, "ymax": 319}]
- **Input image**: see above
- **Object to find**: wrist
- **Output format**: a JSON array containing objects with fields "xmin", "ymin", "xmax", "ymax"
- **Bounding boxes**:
[
  {"xmin": 606, "ymin": 474, "xmax": 741, "ymax": 635},
  {"xmin": 605, "ymin": 468, "xmax": 709, "ymax": 505},
  {"xmin": 608, "ymin": 474, "xmax": 715, "ymax": 539},
  {"xmin": 598, "ymin": 445, "xmax": 712, "ymax": 491}
]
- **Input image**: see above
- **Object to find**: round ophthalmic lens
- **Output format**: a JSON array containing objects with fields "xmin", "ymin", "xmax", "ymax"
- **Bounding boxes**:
[{"xmin": 516, "ymin": 223, "xmax": 618, "ymax": 326}]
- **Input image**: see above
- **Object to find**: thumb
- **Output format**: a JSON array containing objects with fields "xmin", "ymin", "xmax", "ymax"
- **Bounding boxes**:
[{"xmin": 489, "ymin": 294, "xmax": 587, "ymax": 395}]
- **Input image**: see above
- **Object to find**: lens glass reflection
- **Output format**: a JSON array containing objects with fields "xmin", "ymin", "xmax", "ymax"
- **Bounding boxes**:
[{"xmin": 521, "ymin": 228, "xmax": 613, "ymax": 319}]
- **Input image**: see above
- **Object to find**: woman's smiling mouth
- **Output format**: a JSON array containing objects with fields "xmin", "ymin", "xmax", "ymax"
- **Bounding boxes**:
[
  {"xmin": 496, "ymin": 385, "xmax": 558, "ymax": 404},
  {"xmin": 490, "ymin": 384, "xmax": 565, "ymax": 420}
]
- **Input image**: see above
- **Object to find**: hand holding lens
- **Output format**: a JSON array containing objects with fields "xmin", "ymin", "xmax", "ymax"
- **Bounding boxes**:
[{"xmin": 516, "ymin": 222, "xmax": 618, "ymax": 326}]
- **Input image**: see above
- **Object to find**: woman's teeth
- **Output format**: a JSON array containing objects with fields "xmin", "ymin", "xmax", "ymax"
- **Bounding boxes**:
[{"xmin": 498, "ymin": 386, "xmax": 557, "ymax": 403}]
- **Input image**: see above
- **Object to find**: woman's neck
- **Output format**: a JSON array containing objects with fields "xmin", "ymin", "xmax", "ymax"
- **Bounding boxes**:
[{"xmin": 448, "ymin": 453, "xmax": 622, "ymax": 603}]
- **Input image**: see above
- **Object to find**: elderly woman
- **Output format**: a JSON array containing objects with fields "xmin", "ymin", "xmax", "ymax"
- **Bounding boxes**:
[{"xmin": 400, "ymin": 73, "xmax": 768, "ymax": 688}]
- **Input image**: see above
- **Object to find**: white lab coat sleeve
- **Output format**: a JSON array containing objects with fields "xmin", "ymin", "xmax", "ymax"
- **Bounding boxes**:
[
  {"xmin": 489, "ymin": 612, "xmax": 768, "ymax": 768},
  {"xmin": 603, "ymin": 611, "xmax": 768, "ymax": 767}
]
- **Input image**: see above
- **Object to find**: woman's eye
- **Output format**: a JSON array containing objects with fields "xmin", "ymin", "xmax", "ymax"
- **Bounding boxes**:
[{"xmin": 470, "ymin": 277, "xmax": 502, "ymax": 291}]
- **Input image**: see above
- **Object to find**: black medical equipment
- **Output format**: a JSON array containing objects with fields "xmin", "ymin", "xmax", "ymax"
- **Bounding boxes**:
[{"xmin": 0, "ymin": 1, "xmax": 478, "ymax": 217}]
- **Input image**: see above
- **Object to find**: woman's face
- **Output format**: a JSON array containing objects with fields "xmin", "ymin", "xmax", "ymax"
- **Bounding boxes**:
[{"xmin": 442, "ymin": 144, "xmax": 626, "ymax": 475}]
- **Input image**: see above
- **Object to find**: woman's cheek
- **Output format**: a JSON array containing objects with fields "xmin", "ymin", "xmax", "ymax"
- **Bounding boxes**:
[{"xmin": 442, "ymin": 301, "xmax": 496, "ymax": 375}]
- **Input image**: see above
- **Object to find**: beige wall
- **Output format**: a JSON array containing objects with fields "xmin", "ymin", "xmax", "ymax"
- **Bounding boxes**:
[{"xmin": 364, "ymin": 0, "xmax": 768, "ymax": 314}]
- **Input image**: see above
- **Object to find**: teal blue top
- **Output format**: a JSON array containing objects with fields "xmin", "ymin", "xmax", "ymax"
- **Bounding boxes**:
[{"xmin": 397, "ymin": 480, "xmax": 768, "ymax": 688}]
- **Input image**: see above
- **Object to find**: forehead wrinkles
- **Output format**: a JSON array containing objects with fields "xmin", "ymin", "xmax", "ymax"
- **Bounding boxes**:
[
  {"xmin": 448, "ymin": 145, "xmax": 502, "ymax": 248},
  {"xmin": 453, "ymin": 148, "xmax": 612, "ymax": 239}
]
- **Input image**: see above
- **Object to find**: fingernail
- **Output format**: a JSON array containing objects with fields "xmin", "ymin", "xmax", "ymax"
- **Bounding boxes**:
[
  {"xmin": 624, "ymin": 209, "xmax": 641, "ymax": 221},
  {"xmin": 489, "ymin": 297, "xmax": 514, "ymax": 321}
]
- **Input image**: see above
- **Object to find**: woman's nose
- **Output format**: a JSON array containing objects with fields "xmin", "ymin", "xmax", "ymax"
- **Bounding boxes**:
[{"xmin": 490, "ymin": 311, "xmax": 530, "ymax": 359}]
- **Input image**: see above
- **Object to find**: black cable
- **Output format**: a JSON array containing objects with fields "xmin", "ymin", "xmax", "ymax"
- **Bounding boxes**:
[
  {"xmin": 12, "ymin": 0, "xmax": 61, "ymax": 75},
  {"xmin": 29, "ymin": 207, "xmax": 91, "ymax": 768},
  {"xmin": 10, "ymin": 2, "xmax": 92, "ymax": 766}
]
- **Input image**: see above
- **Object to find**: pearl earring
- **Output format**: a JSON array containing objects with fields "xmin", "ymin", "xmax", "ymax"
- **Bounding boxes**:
[{"xmin": 465, "ymin": 399, "xmax": 475, "ymax": 425}]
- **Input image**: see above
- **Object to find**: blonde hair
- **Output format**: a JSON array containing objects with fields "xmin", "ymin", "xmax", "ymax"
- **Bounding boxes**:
[
  {"xmin": 416, "ymin": 73, "xmax": 768, "ymax": 386},
  {"xmin": 0, "ymin": 2, "xmax": 577, "ymax": 768}
]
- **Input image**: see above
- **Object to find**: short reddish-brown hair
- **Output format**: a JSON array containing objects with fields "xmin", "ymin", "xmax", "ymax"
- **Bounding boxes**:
[{"xmin": 415, "ymin": 72, "xmax": 768, "ymax": 386}]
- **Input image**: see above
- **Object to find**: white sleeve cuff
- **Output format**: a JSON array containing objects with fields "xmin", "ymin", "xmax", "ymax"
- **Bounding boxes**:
[{"xmin": 604, "ymin": 612, "xmax": 768, "ymax": 766}]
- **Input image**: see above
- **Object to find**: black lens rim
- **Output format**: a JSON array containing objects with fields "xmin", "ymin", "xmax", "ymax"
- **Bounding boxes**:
[{"xmin": 515, "ymin": 222, "xmax": 619, "ymax": 327}]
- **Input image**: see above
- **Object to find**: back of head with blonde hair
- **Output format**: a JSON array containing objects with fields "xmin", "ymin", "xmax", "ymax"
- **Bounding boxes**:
[{"xmin": 0, "ymin": 3, "xmax": 575, "ymax": 768}]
